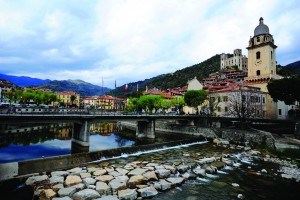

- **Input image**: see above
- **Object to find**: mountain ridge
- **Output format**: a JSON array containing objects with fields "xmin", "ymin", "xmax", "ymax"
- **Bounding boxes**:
[{"xmin": 0, "ymin": 73, "xmax": 51, "ymax": 86}]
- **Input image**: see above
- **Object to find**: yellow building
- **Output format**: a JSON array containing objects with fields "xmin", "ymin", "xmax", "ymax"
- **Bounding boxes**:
[
  {"xmin": 56, "ymin": 91, "xmax": 80, "ymax": 107},
  {"xmin": 245, "ymin": 17, "xmax": 282, "ymax": 119}
]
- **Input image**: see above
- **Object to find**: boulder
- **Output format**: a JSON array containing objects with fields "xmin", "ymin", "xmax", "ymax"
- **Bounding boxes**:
[
  {"xmin": 127, "ymin": 175, "xmax": 147, "ymax": 188},
  {"xmin": 137, "ymin": 186, "xmax": 158, "ymax": 198},
  {"xmin": 80, "ymin": 173, "xmax": 91, "ymax": 179},
  {"xmin": 115, "ymin": 175, "xmax": 129, "ymax": 182},
  {"xmin": 109, "ymin": 178, "xmax": 127, "ymax": 193},
  {"xmin": 53, "ymin": 197, "xmax": 73, "ymax": 200},
  {"xmin": 39, "ymin": 189, "xmax": 56, "ymax": 200},
  {"xmin": 118, "ymin": 188, "xmax": 137, "ymax": 200},
  {"xmin": 116, "ymin": 168, "xmax": 129, "ymax": 175},
  {"xmin": 96, "ymin": 181, "xmax": 111, "ymax": 195},
  {"xmin": 65, "ymin": 175, "xmax": 82, "ymax": 187},
  {"xmin": 70, "ymin": 183, "xmax": 85, "ymax": 191},
  {"xmin": 83, "ymin": 177, "xmax": 96, "ymax": 186},
  {"xmin": 211, "ymin": 161, "xmax": 227, "ymax": 169},
  {"xmin": 193, "ymin": 168, "xmax": 206, "ymax": 177},
  {"xmin": 128, "ymin": 168, "xmax": 148, "ymax": 176},
  {"xmin": 197, "ymin": 157, "xmax": 216, "ymax": 164},
  {"xmin": 155, "ymin": 169, "xmax": 171, "ymax": 178},
  {"xmin": 96, "ymin": 175, "xmax": 114, "ymax": 182},
  {"xmin": 25, "ymin": 175, "xmax": 49, "ymax": 186},
  {"xmin": 163, "ymin": 165, "xmax": 176, "ymax": 174},
  {"xmin": 176, "ymin": 165, "xmax": 189, "ymax": 173},
  {"xmin": 153, "ymin": 179, "xmax": 171, "ymax": 191},
  {"xmin": 143, "ymin": 171, "xmax": 158, "ymax": 181},
  {"xmin": 109, "ymin": 171, "xmax": 123, "ymax": 177},
  {"xmin": 67, "ymin": 167, "xmax": 83, "ymax": 175},
  {"xmin": 94, "ymin": 169, "xmax": 107, "ymax": 176},
  {"xmin": 73, "ymin": 189, "xmax": 100, "ymax": 200},
  {"xmin": 166, "ymin": 177, "xmax": 184, "ymax": 186},
  {"xmin": 94, "ymin": 195, "xmax": 119, "ymax": 200},
  {"xmin": 58, "ymin": 187, "xmax": 76, "ymax": 197},
  {"xmin": 50, "ymin": 176, "xmax": 64, "ymax": 184},
  {"xmin": 51, "ymin": 171, "xmax": 69, "ymax": 177}
]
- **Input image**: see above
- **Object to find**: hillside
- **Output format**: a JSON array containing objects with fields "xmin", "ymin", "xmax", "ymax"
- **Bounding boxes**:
[
  {"xmin": 286, "ymin": 60, "xmax": 300, "ymax": 73},
  {"xmin": 0, "ymin": 73, "xmax": 51, "ymax": 86},
  {"xmin": 111, "ymin": 54, "xmax": 220, "ymax": 97},
  {"xmin": 38, "ymin": 79, "xmax": 111, "ymax": 96}
]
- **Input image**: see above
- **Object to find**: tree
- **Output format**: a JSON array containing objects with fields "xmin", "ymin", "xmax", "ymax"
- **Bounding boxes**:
[
  {"xmin": 267, "ymin": 76, "xmax": 300, "ymax": 105},
  {"xmin": 70, "ymin": 95, "xmax": 77, "ymax": 106},
  {"xmin": 184, "ymin": 90, "xmax": 207, "ymax": 114},
  {"xmin": 171, "ymin": 97, "xmax": 185, "ymax": 114},
  {"xmin": 138, "ymin": 95, "xmax": 163, "ymax": 114},
  {"xmin": 226, "ymin": 87, "xmax": 260, "ymax": 121}
]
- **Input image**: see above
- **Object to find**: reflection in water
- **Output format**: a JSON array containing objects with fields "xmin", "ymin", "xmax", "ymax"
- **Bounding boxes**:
[
  {"xmin": 90, "ymin": 122, "xmax": 121, "ymax": 136},
  {"xmin": 0, "ymin": 122, "xmax": 135, "ymax": 163}
]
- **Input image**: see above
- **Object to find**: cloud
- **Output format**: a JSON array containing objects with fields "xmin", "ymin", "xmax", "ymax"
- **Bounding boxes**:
[{"xmin": 0, "ymin": 0, "xmax": 299, "ymax": 88}]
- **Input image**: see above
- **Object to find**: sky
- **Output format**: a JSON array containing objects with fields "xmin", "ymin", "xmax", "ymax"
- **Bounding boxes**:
[{"xmin": 0, "ymin": 0, "xmax": 300, "ymax": 88}]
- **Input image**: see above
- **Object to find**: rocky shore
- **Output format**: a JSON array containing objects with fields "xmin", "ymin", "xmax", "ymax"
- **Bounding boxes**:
[{"xmin": 13, "ymin": 140, "xmax": 300, "ymax": 200}]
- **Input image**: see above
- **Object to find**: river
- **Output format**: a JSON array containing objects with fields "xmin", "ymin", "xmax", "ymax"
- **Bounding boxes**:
[{"xmin": 0, "ymin": 122, "xmax": 300, "ymax": 199}]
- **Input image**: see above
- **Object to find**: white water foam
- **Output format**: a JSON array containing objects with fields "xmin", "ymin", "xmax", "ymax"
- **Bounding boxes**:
[
  {"xmin": 217, "ymin": 170, "xmax": 228, "ymax": 174},
  {"xmin": 89, "ymin": 141, "xmax": 208, "ymax": 164},
  {"xmin": 206, "ymin": 174, "xmax": 219, "ymax": 178},
  {"xmin": 196, "ymin": 177, "xmax": 210, "ymax": 182}
]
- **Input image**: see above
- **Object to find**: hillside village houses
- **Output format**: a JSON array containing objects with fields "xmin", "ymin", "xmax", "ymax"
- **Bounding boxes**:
[
  {"xmin": 56, "ymin": 91, "xmax": 80, "ymax": 107},
  {"xmin": 83, "ymin": 95, "xmax": 125, "ymax": 111},
  {"xmin": 183, "ymin": 17, "xmax": 293, "ymax": 119}
]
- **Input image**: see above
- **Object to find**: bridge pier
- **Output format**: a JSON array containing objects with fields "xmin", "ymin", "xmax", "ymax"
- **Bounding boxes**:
[
  {"xmin": 136, "ymin": 119, "xmax": 155, "ymax": 139},
  {"xmin": 71, "ymin": 121, "xmax": 90, "ymax": 153},
  {"xmin": 295, "ymin": 121, "xmax": 300, "ymax": 139}
]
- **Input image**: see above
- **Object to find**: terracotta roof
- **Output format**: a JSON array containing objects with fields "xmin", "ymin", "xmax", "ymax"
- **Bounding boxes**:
[
  {"xmin": 57, "ymin": 91, "xmax": 78, "ymax": 95},
  {"xmin": 162, "ymin": 93, "xmax": 173, "ymax": 99}
]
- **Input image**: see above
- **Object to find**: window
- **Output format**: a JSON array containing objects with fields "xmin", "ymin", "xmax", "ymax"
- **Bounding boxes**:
[
  {"xmin": 242, "ymin": 95, "xmax": 246, "ymax": 102},
  {"xmin": 271, "ymin": 51, "xmax": 273, "ymax": 59},
  {"xmin": 256, "ymin": 70, "xmax": 261, "ymax": 76},
  {"xmin": 223, "ymin": 96, "xmax": 228, "ymax": 102},
  {"xmin": 217, "ymin": 107, "xmax": 221, "ymax": 112},
  {"xmin": 225, "ymin": 107, "xmax": 228, "ymax": 112},
  {"xmin": 257, "ymin": 37, "xmax": 260, "ymax": 42},
  {"xmin": 262, "ymin": 97, "xmax": 265, "ymax": 103},
  {"xmin": 278, "ymin": 109, "xmax": 282, "ymax": 115},
  {"xmin": 218, "ymin": 96, "xmax": 222, "ymax": 102},
  {"xmin": 256, "ymin": 51, "xmax": 261, "ymax": 59}
]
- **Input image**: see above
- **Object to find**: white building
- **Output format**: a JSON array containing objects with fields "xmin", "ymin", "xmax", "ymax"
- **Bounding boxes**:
[
  {"xmin": 187, "ymin": 77, "xmax": 203, "ymax": 90},
  {"xmin": 220, "ymin": 49, "xmax": 248, "ymax": 71},
  {"xmin": 206, "ymin": 85, "xmax": 267, "ymax": 118}
]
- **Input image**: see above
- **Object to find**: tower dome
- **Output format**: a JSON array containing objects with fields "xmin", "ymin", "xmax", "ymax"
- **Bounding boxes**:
[{"xmin": 254, "ymin": 17, "xmax": 269, "ymax": 36}]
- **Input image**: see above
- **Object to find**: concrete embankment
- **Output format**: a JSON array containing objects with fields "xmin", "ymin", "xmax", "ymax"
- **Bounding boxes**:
[{"xmin": 121, "ymin": 121, "xmax": 275, "ymax": 148}]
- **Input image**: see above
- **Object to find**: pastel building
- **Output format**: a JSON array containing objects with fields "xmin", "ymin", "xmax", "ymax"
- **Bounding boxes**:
[{"xmin": 220, "ymin": 49, "xmax": 248, "ymax": 71}]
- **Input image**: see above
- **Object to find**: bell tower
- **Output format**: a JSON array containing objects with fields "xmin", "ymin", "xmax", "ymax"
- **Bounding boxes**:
[
  {"xmin": 245, "ymin": 17, "xmax": 282, "ymax": 119},
  {"xmin": 247, "ymin": 17, "xmax": 277, "ymax": 79}
]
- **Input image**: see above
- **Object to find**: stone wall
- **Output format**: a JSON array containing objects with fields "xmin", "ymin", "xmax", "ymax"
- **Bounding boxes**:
[{"xmin": 120, "ymin": 120, "xmax": 275, "ymax": 148}]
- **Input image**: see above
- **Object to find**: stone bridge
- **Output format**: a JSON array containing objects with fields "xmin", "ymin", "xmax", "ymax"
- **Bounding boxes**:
[{"xmin": 1, "ymin": 114, "xmax": 298, "ymax": 149}]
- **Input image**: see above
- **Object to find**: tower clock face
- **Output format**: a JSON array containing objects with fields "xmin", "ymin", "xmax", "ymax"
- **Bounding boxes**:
[{"xmin": 255, "ymin": 59, "xmax": 262, "ymax": 66}]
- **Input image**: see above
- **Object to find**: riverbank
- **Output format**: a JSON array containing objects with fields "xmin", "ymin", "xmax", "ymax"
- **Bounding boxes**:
[{"xmin": 2, "ymin": 138, "xmax": 300, "ymax": 200}]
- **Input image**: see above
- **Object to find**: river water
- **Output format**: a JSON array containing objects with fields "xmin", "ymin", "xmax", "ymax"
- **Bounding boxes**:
[{"xmin": 87, "ymin": 142, "xmax": 300, "ymax": 200}]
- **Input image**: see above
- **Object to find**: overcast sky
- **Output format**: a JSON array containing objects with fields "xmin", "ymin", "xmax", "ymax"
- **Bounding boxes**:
[{"xmin": 0, "ymin": 0, "xmax": 299, "ymax": 88}]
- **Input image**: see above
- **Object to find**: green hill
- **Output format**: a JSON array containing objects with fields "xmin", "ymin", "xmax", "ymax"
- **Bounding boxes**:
[
  {"xmin": 111, "ymin": 54, "xmax": 220, "ymax": 97},
  {"xmin": 38, "ymin": 79, "xmax": 110, "ymax": 96}
]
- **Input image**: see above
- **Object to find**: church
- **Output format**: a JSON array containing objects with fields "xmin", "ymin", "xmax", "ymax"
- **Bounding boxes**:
[
  {"xmin": 245, "ymin": 17, "xmax": 291, "ymax": 119},
  {"xmin": 194, "ymin": 17, "xmax": 294, "ymax": 119}
]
